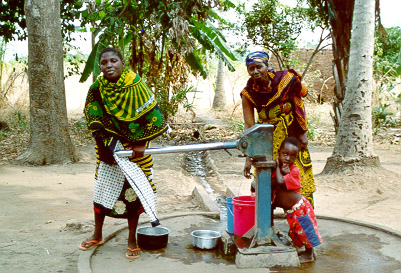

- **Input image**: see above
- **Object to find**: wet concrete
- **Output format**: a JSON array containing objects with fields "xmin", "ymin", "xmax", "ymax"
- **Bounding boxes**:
[
  {"xmin": 87, "ymin": 214, "xmax": 401, "ymax": 273},
  {"xmin": 84, "ymin": 149, "xmax": 401, "ymax": 272}
]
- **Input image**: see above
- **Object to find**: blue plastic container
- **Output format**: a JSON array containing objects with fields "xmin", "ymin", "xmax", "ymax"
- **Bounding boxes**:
[{"xmin": 226, "ymin": 197, "xmax": 234, "ymax": 234}]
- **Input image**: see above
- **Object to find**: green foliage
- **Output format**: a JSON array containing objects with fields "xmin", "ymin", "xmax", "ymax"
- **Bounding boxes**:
[
  {"xmin": 79, "ymin": 40, "xmax": 106, "ymax": 82},
  {"xmin": 72, "ymin": 120, "xmax": 87, "ymax": 132},
  {"xmin": 76, "ymin": 0, "xmax": 238, "ymax": 120},
  {"xmin": 15, "ymin": 110, "xmax": 28, "ymax": 130},
  {"xmin": 155, "ymin": 85, "xmax": 197, "ymax": 120},
  {"xmin": 230, "ymin": 118, "xmax": 245, "ymax": 132},
  {"xmin": 397, "ymin": 92, "xmax": 401, "ymax": 105},
  {"xmin": 374, "ymin": 26, "xmax": 401, "ymax": 82},
  {"xmin": 184, "ymin": 49, "xmax": 208, "ymax": 79},
  {"xmin": 0, "ymin": 0, "xmax": 26, "ymax": 42},
  {"xmin": 372, "ymin": 103, "xmax": 396, "ymax": 128},
  {"xmin": 307, "ymin": 122, "xmax": 319, "ymax": 141},
  {"xmin": 0, "ymin": 0, "xmax": 84, "ymax": 43},
  {"xmin": 0, "ymin": 109, "xmax": 30, "ymax": 141},
  {"xmin": 189, "ymin": 19, "xmax": 237, "ymax": 72},
  {"xmin": 0, "ymin": 0, "xmax": 88, "ymax": 77},
  {"xmin": 306, "ymin": 115, "xmax": 320, "ymax": 140},
  {"xmin": 0, "ymin": 130, "xmax": 8, "ymax": 142},
  {"xmin": 60, "ymin": 0, "xmax": 84, "ymax": 42},
  {"xmin": 241, "ymin": 0, "xmax": 326, "ymax": 70},
  {"xmin": 4, "ymin": 110, "xmax": 29, "ymax": 134},
  {"xmin": 64, "ymin": 44, "xmax": 86, "ymax": 78},
  {"xmin": 243, "ymin": 1, "xmax": 298, "ymax": 69},
  {"xmin": 78, "ymin": 0, "xmax": 237, "ymax": 79}
]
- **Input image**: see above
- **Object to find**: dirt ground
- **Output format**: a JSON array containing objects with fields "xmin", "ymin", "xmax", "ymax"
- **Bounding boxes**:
[{"xmin": 1, "ymin": 109, "xmax": 401, "ymax": 273}]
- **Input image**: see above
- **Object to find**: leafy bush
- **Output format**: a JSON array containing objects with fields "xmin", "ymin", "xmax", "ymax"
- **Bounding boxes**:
[
  {"xmin": 372, "ymin": 103, "xmax": 396, "ymax": 127},
  {"xmin": 0, "ymin": 130, "xmax": 8, "ymax": 141},
  {"xmin": 155, "ymin": 85, "xmax": 198, "ymax": 121},
  {"xmin": 72, "ymin": 119, "xmax": 87, "ymax": 132},
  {"xmin": 8, "ymin": 110, "xmax": 28, "ymax": 133},
  {"xmin": 307, "ymin": 116, "xmax": 320, "ymax": 141},
  {"xmin": 0, "ymin": 109, "xmax": 29, "ymax": 136},
  {"xmin": 374, "ymin": 26, "xmax": 401, "ymax": 82},
  {"xmin": 230, "ymin": 118, "xmax": 244, "ymax": 132}
]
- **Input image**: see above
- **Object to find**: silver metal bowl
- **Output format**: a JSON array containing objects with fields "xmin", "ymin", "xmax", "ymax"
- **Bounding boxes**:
[{"xmin": 191, "ymin": 230, "xmax": 221, "ymax": 250}]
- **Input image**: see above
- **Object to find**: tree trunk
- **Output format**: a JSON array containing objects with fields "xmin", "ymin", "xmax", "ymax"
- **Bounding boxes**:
[
  {"xmin": 323, "ymin": 0, "xmax": 379, "ymax": 174},
  {"xmin": 327, "ymin": 0, "xmax": 354, "ymax": 131},
  {"xmin": 212, "ymin": 59, "xmax": 226, "ymax": 110},
  {"xmin": 19, "ymin": 0, "xmax": 77, "ymax": 165}
]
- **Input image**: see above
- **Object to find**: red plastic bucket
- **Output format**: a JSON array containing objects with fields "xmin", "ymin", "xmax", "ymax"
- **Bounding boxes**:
[{"xmin": 232, "ymin": 196, "xmax": 255, "ymax": 236}]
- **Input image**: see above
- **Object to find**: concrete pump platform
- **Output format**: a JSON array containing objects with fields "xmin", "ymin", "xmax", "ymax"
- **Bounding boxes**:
[{"xmin": 79, "ymin": 213, "xmax": 401, "ymax": 273}]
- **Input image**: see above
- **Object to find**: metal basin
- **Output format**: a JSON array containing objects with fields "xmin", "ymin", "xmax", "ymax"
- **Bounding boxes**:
[
  {"xmin": 191, "ymin": 230, "xmax": 221, "ymax": 250},
  {"xmin": 137, "ymin": 226, "xmax": 170, "ymax": 250}
]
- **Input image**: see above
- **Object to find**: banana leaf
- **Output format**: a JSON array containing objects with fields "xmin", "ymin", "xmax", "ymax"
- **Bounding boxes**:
[
  {"xmin": 184, "ymin": 49, "xmax": 208, "ymax": 78},
  {"xmin": 79, "ymin": 40, "xmax": 104, "ymax": 83},
  {"xmin": 79, "ymin": 41, "xmax": 100, "ymax": 82},
  {"xmin": 190, "ymin": 19, "xmax": 237, "ymax": 72}
]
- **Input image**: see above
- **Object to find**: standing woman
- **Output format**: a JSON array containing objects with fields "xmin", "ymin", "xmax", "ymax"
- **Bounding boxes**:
[
  {"xmin": 241, "ymin": 51, "xmax": 315, "ymax": 206},
  {"xmin": 78, "ymin": 48, "xmax": 168, "ymax": 259}
]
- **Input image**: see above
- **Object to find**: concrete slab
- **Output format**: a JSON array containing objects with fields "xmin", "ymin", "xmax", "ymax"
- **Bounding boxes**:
[
  {"xmin": 81, "ymin": 214, "xmax": 401, "ymax": 273},
  {"xmin": 192, "ymin": 184, "xmax": 220, "ymax": 213},
  {"xmin": 235, "ymin": 248, "xmax": 299, "ymax": 268}
]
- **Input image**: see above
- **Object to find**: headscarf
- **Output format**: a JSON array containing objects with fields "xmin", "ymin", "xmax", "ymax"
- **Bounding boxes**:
[{"xmin": 245, "ymin": 51, "xmax": 270, "ymax": 67}]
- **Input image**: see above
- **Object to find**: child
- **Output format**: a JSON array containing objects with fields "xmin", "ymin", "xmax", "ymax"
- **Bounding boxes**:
[
  {"xmin": 272, "ymin": 137, "xmax": 322, "ymax": 263},
  {"xmin": 250, "ymin": 180, "xmax": 256, "ymax": 197}
]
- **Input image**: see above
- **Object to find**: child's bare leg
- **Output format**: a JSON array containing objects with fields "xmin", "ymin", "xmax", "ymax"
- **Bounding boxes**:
[{"xmin": 298, "ymin": 247, "xmax": 314, "ymax": 263}]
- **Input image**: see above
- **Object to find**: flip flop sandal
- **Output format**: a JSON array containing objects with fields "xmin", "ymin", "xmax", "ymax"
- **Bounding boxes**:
[
  {"xmin": 126, "ymin": 247, "xmax": 141, "ymax": 259},
  {"xmin": 78, "ymin": 238, "xmax": 105, "ymax": 251}
]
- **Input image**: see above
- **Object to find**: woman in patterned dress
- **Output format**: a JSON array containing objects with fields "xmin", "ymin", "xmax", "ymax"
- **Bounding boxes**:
[
  {"xmin": 78, "ymin": 48, "xmax": 168, "ymax": 259},
  {"xmin": 241, "ymin": 51, "xmax": 316, "ymax": 206}
]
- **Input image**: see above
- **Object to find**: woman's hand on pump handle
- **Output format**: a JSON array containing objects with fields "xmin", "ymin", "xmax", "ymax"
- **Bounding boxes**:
[{"xmin": 127, "ymin": 142, "xmax": 146, "ymax": 159}]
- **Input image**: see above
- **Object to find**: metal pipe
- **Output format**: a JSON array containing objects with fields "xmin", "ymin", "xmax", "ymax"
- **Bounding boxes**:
[{"xmin": 114, "ymin": 140, "xmax": 238, "ymax": 157}]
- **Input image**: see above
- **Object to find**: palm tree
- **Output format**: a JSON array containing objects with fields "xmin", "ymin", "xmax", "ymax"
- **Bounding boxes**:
[
  {"xmin": 323, "ymin": 0, "xmax": 379, "ymax": 174},
  {"xmin": 212, "ymin": 59, "xmax": 226, "ymax": 110}
]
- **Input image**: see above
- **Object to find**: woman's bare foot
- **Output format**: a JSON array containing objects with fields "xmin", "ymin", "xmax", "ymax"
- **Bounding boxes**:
[
  {"xmin": 78, "ymin": 235, "xmax": 104, "ymax": 251},
  {"xmin": 126, "ymin": 246, "xmax": 141, "ymax": 259}
]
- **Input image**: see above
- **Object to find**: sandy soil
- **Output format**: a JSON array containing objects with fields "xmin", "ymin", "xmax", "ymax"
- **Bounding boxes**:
[{"xmin": 1, "ymin": 117, "xmax": 401, "ymax": 272}]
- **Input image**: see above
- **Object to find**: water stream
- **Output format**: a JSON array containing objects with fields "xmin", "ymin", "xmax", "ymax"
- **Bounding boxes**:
[{"xmin": 183, "ymin": 151, "xmax": 228, "ymax": 220}]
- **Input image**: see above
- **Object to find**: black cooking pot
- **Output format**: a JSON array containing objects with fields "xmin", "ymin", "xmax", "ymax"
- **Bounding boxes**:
[{"xmin": 137, "ymin": 226, "xmax": 170, "ymax": 250}]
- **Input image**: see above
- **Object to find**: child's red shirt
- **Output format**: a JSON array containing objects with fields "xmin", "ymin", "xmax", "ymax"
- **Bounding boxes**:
[{"xmin": 272, "ymin": 164, "xmax": 302, "ymax": 193}]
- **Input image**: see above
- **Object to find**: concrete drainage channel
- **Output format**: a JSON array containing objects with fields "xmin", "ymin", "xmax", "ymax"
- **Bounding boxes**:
[
  {"xmin": 184, "ymin": 150, "xmax": 227, "ymax": 214},
  {"xmin": 78, "ymin": 150, "xmax": 401, "ymax": 272}
]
